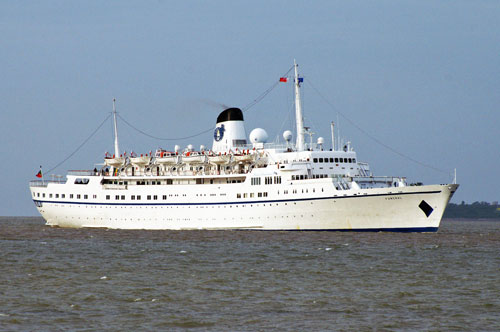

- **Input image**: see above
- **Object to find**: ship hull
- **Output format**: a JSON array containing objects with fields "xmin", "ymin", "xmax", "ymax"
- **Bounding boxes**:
[{"xmin": 31, "ymin": 182, "xmax": 458, "ymax": 231}]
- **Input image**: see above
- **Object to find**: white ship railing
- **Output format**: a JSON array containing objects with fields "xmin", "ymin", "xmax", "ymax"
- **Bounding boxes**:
[
  {"xmin": 68, "ymin": 170, "xmax": 96, "ymax": 176},
  {"xmin": 29, "ymin": 180, "xmax": 66, "ymax": 188}
]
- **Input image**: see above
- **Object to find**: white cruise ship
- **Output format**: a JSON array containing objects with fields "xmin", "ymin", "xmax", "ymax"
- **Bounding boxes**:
[{"xmin": 29, "ymin": 62, "xmax": 458, "ymax": 231}]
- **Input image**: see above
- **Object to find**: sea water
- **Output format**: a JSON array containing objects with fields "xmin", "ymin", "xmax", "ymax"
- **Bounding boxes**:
[{"xmin": 1, "ymin": 217, "xmax": 499, "ymax": 331}]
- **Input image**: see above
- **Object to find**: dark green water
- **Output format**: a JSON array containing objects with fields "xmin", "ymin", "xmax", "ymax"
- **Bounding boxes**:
[{"xmin": 1, "ymin": 217, "xmax": 499, "ymax": 331}]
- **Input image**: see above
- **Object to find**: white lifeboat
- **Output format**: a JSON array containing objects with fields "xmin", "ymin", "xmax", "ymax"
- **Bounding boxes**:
[
  {"xmin": 104, "ymin": 153, "xmax": 125, "ymax": 167},
  {"xmin": 233, "ymin": 149, "xmax": 255, "ymax": 163},
  {"xmin": 207, "ymin": 152, "xmax": 231, "ymax": 165},
  {"xmin": 182, "ymin": 151, "xmax": 206, "ymax": 165},
  {"xmin": 130, "ymin": 154, "xmax": 151, "ymax": 167}
]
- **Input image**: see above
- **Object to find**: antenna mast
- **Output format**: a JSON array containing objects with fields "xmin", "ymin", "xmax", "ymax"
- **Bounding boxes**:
[
  {"xmin": 112, "ymin": 98, "xmax": 120, "ymax": 157},
  {"xmin": 294, "ymin": 60, "xmax": 305, "ymax": 151}
]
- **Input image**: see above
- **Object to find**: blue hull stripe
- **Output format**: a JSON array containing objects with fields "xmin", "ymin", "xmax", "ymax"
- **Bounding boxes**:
[
  {"xmin": 32, "ymin": 190, "xmax": 442, "ymax": 207},
  {"xmin": 247, "ymin": 227, "xmax": 439, "ymax": 233}
]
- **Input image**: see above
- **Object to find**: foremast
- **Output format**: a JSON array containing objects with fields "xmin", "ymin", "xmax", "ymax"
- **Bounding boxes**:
[
  {"xmin": 294, "ymin": 60, "xmax": 305, "ymax": 151},
  {"xmin": 112, "ymin": 98, "xmax": 120, "ymax": 157}
]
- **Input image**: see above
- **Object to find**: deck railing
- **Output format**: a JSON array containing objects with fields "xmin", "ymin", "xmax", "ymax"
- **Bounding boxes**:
[{"xmin": 29, "ymin": 180, "xmax": 66, "ymax": 187}]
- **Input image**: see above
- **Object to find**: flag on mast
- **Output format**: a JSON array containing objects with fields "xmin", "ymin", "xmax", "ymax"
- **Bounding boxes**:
[
  {"xmin": 36, "ymin": 166, "xmax": 43, "ymax": 178},
  {"xmin": 279, "ymin": 77, "xmax": 288, "ymax": 82}
]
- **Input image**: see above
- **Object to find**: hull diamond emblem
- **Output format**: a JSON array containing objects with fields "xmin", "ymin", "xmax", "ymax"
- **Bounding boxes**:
[{"xmin": 419, "ymin": 200, "xmax": 434, "ymax": 217}]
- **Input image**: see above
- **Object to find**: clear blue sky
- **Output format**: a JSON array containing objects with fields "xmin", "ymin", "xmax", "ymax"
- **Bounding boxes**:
[{"xmin": 1, "ymin": 1, "xmax": 499, "ymax": 216}]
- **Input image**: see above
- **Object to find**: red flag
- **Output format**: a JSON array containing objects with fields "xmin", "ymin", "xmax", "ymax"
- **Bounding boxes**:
[
  {"xmin": 279, "ymin": 77, "xmax": 288, "ymax": 82},
  {"xmin": 36, "ymin": 170, "xmax": 42, "ymax": 178}
]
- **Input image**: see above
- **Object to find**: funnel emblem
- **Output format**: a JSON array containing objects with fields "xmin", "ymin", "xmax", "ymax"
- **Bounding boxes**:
[{"xmin": 214, "ymin": 125, "xmax": 225, "ymax": 142}]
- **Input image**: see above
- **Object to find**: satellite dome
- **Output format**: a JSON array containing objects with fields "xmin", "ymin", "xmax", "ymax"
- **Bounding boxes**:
[
  {"xmin": 317, "ymin": 137, "xmax": 325, "ymax": 145},
  {"xmin": 283, "ymin": 130, "xmax": 293, "ymax": 142},
  {"xmin": 249, "ymin": 128, "xmax": 268, "ymax": 144}
]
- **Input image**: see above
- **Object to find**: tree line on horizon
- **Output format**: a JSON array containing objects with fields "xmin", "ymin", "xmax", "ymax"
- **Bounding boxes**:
[{"xmin": 444, "ymin": 201, "xmax": 500, "ymax": 219}]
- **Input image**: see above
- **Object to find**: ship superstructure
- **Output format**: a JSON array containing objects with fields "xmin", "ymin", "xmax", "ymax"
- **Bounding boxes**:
[{"xmin": 29, "ymin": 62, "xmax": 458, "ymax": 231}]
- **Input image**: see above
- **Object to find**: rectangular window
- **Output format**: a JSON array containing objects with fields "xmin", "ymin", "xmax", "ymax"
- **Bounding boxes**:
[
  {"xmin": 153, "ymin": 195, "xmax": 158, "ymax": 200},
  {"xmin": 313, "ymin": 158, "xmax": 318, "ymax": 163},
  {"xmin": 93, "ymin": 195, "xmax": 97, "ymax": 199},
  {"xmin": 263, "ymin": 192, "xmax": 268, "ymax": 197},
  {"xmin": 147, "ymin": 195, "xmax": 151, "ymax": 200},
  {"xmin": 258, "ymin": 192, "xmax": 263, "ymax": 197},
  {"xmin": 137, "ymin": 195, "xmax": 141, "ymax": 200},
  {"xmin": 330, "ymin": 158, "xmax": 334, "ymax": 162},
  {"xmin": 77, "ymin": 194, "xmax": 81, "ymax": 199},
  {"xmin": 237, "ymin": 193, "xmax": 241, "ymax": 198},
  {"xmin": 49, "ymin": 194, "xmax": 53, "ymax": 198},
  {"xmin": 62, "ymin": 194, "xmax": 65, "ymax": 198},
  {"xmin": 319, "ymin": 158, "xmax": 323, "ymax": 162},
  {"xmin": 84, "ymin": 195, "xmax": 88, "ymax": 199},
  {"xmin": 250, "ymin": 193, "xmax": 254, "ymax": 198},
  {"xmin": 37, "ymin": 193, "xmax": 40, "ymax": 197},
  {"xmin": 115, "ymin": 195, "xmax": 119, "ymax": 200},
  {"xmin": 70, "ymin": 194, "xmax": 73, "ymax": 199},
  {"xmin": 55, "ymin": 194, "xmax": 59, "ymax": 198},
  {"xmin": 106, "ymin": 195, "xmax": 110, "ymax": 200},
  {"xmin": 131, "ymin": 195, "xmax": 135, "ymax": 200},
  {"xmin": 163, "ymin": 195, "xmax": 167, "ymax": 200},
  {"xmin": 335, "ymin": 158, "xmax": 339, "ymax": 163}
]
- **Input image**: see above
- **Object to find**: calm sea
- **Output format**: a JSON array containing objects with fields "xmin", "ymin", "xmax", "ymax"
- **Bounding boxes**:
[{"xmin": 1, "ymin": 217, "xmax": 499, "ymax": 331}]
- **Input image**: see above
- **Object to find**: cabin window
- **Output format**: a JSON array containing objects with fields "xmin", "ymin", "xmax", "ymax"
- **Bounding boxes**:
[
  {"xmin": 251, "ymin": 177, "xmax": 261, "ymax": 185},
  {"xmin": 163, "ymin": 195, "xmax": 167, "ymax": 200},
  {"xmin": 237, "ymin": 193, "xmax": 241, "ymax": 198},
  {"xmin": 153, "ymin": 195, "xmax": 158, "ymax": 200},
  {"xmin": 335, "ymin": 158, "xmax": 339, "ymax": 163},
  {"xmin": 137, "ymin": 195, "xmax": 141, "ymax": 200},
  {"xmin": 147, "ymin": 195, "xmax": 151, "ymax": 200},
  {"xmin": 75, "ymin": 178, "xmax": 89, "ymax": 185},
  {"xmin": 62, "ymin": 194, "xmax": 65, "ymax": 198},
  {"xmin": 69, "ymin": 194, "xmax": 73, "ymax": 199},
  {"xmin": 55, "ymin": 194, "xmax": 59, "ymax": 198},
  {"xmin": 263, "ymin": 192, "xmax": 268, "ymax": 197},
  {"xmin": 250, "ymin": 193, "xmax": 254, "ymax": 198},
  {"xmin": 131, "ymin": 195, "xmax": 135, "ymax": 200},
  {"xmin": 313, "ymin": 158, "xmax": 318, "ymax": 163},
  {"xmin": 84, "ymin": 195, "xmax": 88, "ymax": 199},
  {"xmin": 258, "ymin": 193, "xmax": 263, "ymax": 197},
  {"xmin": 77, "ymin": 194, "xmax": 81, "ymax": 199},
  {"xmin": 329, "ymin": 158, "xmax": 334, "ymax": 162},
  {"xmin": 106, "ymin": 195, "xmax": 110, "ymax": 200},
  {"xmin": 319, "ymin": 158, "xmax": 324, "ymax": 162},
  {"xmin": 115, "ymin": 195, "xmax": 119, "ymax": 200},
  {"xmin": 353, "ymin": 158, "xmax": 356, "ymax": 163}
]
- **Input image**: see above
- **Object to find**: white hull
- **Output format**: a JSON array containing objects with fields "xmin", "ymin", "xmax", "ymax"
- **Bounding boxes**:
[{"xmin": 31, "ymin": 177, "xmax": 457, "ymax": 231}]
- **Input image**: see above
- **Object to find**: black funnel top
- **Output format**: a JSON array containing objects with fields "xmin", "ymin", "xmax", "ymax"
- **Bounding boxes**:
[{"xmin": 216, "ymin": 108, "xmax": 244, "ymax": 123}]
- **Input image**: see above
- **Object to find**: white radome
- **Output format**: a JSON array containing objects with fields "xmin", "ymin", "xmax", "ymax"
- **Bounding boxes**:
[{"xmin": 249, "ymin": 128, "xmax": 268, "ymax": 144}]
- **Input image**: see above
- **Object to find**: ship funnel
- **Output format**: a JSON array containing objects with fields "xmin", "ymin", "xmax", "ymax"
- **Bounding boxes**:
[{"xmin": 212, "ymin": 107, "xmax": 247, "ymax": 153}]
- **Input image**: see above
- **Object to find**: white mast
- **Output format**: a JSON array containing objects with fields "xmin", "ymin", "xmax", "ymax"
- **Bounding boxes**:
[
  {"xmin": 112, "ymin": 98, "xmax": 120, "ymax": 157},
  {"xmin": 330, "ymin": 121, "xmax": 335, "ymax": 151},
  {"xmin": 294, "ymin": 60, "xmax": 305, "ymax": 151}
]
